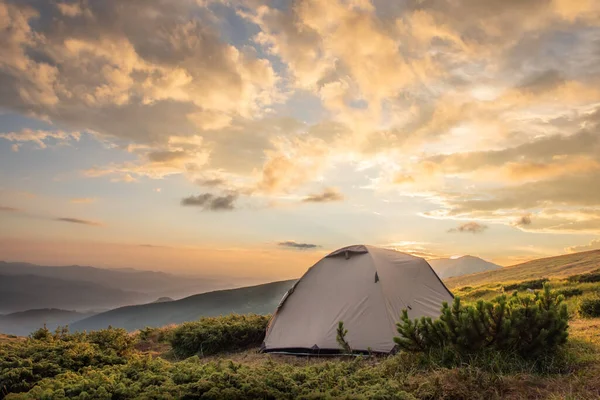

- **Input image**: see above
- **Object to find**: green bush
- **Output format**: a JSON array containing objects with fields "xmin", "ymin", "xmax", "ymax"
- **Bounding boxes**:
[
  {"xmin": 86, "ymin": 327, "xmax": 135, "ymax": 356},
  {"xmin": 579, "ymin": 298, "xmax": 600, "ymax": 318},
  {"xmin": 567, "ymin": 270, "xmax": 600, "ymax": 283},
  {"xmin": 503, "ymin": 278, "xmax": 548, "ymax": 291},
  {"xmin": 394, "ymin": 284, "xmax": 569, "ymax": 357},
  {"xmin": 0, "ymin": 328, "xmax": 131, "ymax": 397},
  {"xmin": 169, "ymin": 314, "xmax": 270, "ymax": 358},
  {"xmin": 556, "ymin": 287, "xmax": 583, "ymax": 298}
]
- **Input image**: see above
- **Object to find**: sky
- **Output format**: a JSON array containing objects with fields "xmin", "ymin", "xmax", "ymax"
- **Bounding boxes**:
[{"xmin": 1, "ymin": 0, "xmax": 600, "ymax": 281}]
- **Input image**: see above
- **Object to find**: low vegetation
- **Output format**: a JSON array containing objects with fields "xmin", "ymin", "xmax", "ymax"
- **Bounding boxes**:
[
  {"xmin": 169, "ymin": 314, "xmax": 269, "ymax": 358},
  {"xmin": 556, "ymin": 287, "xmax": 583, "ymax": 298},
  {"xmin": 2, "ymin": 273, "xmax": 600, "ymax": 399},
  {"xmin": 502, "ymin": 278, "xmax": 548, "ymax": 291},
  {"xmin": 568, "ymin": 269, "xmax": 600, "ymax": 283},
  {"xmin": 580, "ymin": 298, "xmax": 600, "ymax": 318}
]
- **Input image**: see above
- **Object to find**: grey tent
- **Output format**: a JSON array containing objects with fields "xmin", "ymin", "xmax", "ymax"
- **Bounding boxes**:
[{"xmin": 262, "ymin": 245, "xmax": 453, "ymax": 354}]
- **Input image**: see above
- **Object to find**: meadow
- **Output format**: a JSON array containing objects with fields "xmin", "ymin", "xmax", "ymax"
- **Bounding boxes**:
[{"xmin": 2, "ymin": 268, "xmax": 600, "ymax": 399}]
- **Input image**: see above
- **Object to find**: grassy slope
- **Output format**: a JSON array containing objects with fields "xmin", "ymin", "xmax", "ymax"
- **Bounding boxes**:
[{"xmin": 445, "ymin": 249, "xmax": 600, "ymax": 289}]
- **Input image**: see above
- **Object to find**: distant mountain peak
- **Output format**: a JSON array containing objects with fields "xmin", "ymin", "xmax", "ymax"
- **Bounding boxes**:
[
  {"xmin": 152, "ymin": 297, "xmax": 174, "ymax": 303},
  {"xmin": 429, "ymin": 256, "xmax": 501, "ymax": 279}
]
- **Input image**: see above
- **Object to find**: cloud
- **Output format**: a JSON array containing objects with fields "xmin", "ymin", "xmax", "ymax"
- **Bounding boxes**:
[
  {"xmin": 380, "ymin": 241, "xmax": 445, "ymax": 259},
  {"xmin": 567, "ymin": 239, "xmax": 600, "ymax": 253},
  {"xmin": 196, "ymin": 178, "xmax": 225, "ymax": 187},
  {"xmin": 302, "ymin": 187, "xmax": 345, "ymax": 203},
  {"xmin": 517, "ymin": 69, "xmax": 565, "ymax": 94},
  {"xmin": 0, "ymin": 206, "xmax": 20, "ymax": 212},
  {"xmin": 0, "ymin": 129, "xmax": 81, "ymax": 149},
  {"xmin": 55, "ymin": 217, "xmax": 102, "ymax": 226},
  {"xmin": 258, "ymin": 135, "xmax": 331, "ymax": 194},
  {"xmin": 147, "ymin": 150, "xmax": 190, "ymax": 163},
  {"xmin": 514, "ymin": 214, "xmax": 532, "ymax": 226},
  {"xmin": 0, "ymin": 0, "xmax": 281, "ymax": 148},
  {"xmin": 139, "ymin": 244, "xmax": 171, "ymax": 249},
  {"xmin": 70, "ymin": 198, "xmax": 96, "ymax": 204},
  {"xmin": 277, "ymin": 241, "xmax": 320, "ymax": 250},
  {"xmin": 181, "ymin": 193, "xmax": 237, "ymax": 211},
  {"xmin": 448, "ymin": 222, "xmax": 488, "ymax": 234}
]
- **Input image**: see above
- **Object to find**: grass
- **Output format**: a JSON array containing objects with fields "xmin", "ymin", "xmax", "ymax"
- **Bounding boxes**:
[{"xmin": 0, "ymin": 334, "xmax": 23, "ymax": 345}]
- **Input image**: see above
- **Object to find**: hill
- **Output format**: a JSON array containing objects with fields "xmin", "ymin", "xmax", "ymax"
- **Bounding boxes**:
[
  {"xmin": 71, "ymin": 279, "xmax": 296, "ymax": 332},
  {"xmin": 429, "ymin": 255, "xmax": 501, "ymax": 279},
  {"xmin": 0, "ymin": 261, "xmax": 229, "ymax": 300},
  {"xmin": 445, "ymin": 249, "xmax": 600, "ymax": 289},
  {"xmin": 0, "ymin": 308, "xmax": 96, "ymax": 336},
  {"xmin": 0, "ymin": 274, "xmax": 145, "ymax": 313}
]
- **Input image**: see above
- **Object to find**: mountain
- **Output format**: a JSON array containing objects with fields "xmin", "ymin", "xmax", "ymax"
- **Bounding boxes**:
[
  {"xmin": 445, "ymin": 249, "xmax": 600, "ymax": 289},
  {"xmin": 429, "ymin": 255, "xmax": 501, "ymax": 279},
  {"xmin": 0, "ymin": 261, "xmax": 231, "ymax": 300},
  {"xmin": 152, "ymin": 297, "xmax": 174, "ymax": 303},
  {"xmin": 0, "ymin": 274, "xmax": 146, "ymax": 313},
  {"xmin": 0, "ymin": 308, "xmax": 96, "ymax": 336},
  {"xmin": 71, "ymin": 279, "xmax": 296, "ymax": 332}
]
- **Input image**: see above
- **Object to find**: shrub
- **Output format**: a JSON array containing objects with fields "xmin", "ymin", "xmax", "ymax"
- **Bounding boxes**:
[
  {"xmin": 567, "ymin": 270, "xmax": 600, "ymax": 283},
  {"xmin": 169, "ymin": 314, "xmax": 269, "ymax": 358},
  {"xmin": 556, "ymin": 288, "xmax": 583, "ymax": 298},
  {"xmin": 394, "ymin": 284, "xmax": 569, "ymax": 358},
  {"xmin": 86, "ymin": 327, "xmax": 135, "ymax": 356},
  {"xmin": 336, "ymin": 321, "xmax": 352, "ymax": 354},
  {"xmin": 579, "ymin": 298, "xmax": 600, "ymax": 318},
  {"xmin": 29, "ymin": 325, "xmax": 52, "ymax": 341},
  {"xmin": 503, "ymin": 278, "xmax": 548, "ymax": 291},
  {"xmin": 136, "ymin": 325, "xmax": 175, "ymax": 343}
]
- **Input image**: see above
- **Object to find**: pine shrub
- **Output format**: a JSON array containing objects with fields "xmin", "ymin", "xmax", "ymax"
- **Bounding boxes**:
[
  {"xmin": 169, "ymin": 314, "xmax": 269, "ymax": 358},
  {"xmin": 336, "ymin": 321, "xmax": 352, "ymax": 354},
  {"xmin": 579, "ymin": 298, "xmax": 600, "ymax": 318},
  {"xmin": 394, "ymin": 284, "xmax": 569, "ymax": 357}
]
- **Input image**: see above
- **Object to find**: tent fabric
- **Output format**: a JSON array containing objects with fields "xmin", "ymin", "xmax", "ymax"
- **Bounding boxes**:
[{"xmin": 263, "ymin": 245, "xmax": 453, "ymax": 354}]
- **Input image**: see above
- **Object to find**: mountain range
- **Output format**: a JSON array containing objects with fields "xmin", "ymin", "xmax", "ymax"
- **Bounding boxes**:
[
  {"xmin": 70, "ymin": 280, "xmax": 296, "ymax": 332},
  {"xmin": 0, "ymin": 273, "xmax": 143, "ymax": 314},
  {"xmin": 0, "ymin": 309, "xmax": 96, "ymax": 337},
  {"xmin": 0, "ymin": 262, "xmax": 231, "ymax": 301}
]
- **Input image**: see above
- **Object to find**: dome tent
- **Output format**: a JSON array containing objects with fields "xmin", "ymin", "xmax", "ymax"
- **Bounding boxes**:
[{"xmin": 262, "ymin": 245, "xmax": 453, "ymax": 354}]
